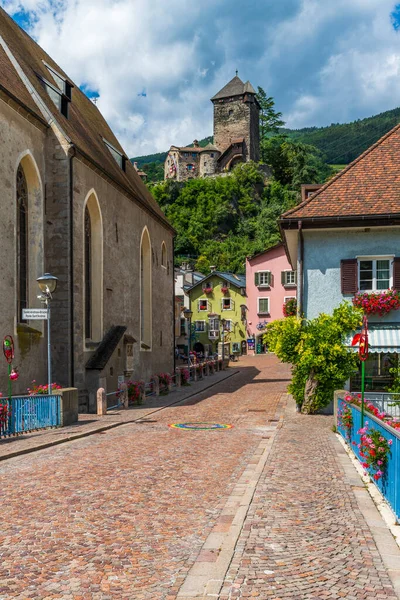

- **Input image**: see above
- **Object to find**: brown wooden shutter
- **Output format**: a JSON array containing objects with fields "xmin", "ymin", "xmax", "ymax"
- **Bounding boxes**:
[
  {"xmin": 393, "ymin": 258, "xmax": 400, "ymax": 290},
  {"xmin": 281, "ymin": 271, "xmax": 285, "ymax": 285},
  {"xmin": 341, "ymin": 259, "xmax": 358, "ymax": 294},
  {"xmin": 254, "ymin": 272, "xmax": 259, "ymax": 286}
]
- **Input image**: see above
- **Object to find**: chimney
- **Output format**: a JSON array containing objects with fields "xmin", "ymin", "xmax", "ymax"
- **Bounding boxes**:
[
  {"xmin": 210, "ymin": 265, "xmax": 216, "ymax": 272},
  {"xmin": 193, "ymin": 140, "xmax": 199, "ymax": 147},
  {"xmin": 133, "ymin": 162, "xmax": 138, "ymax": 171}
]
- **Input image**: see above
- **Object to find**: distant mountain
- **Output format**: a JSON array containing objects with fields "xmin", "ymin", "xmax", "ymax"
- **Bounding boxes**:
[
  {"xmin": 282, "ymin": 107, "xmax": 400, "ymax": 165},
  {"xmin": 130, "ymin": 108, "xmax": 400, "ymax": 180}
]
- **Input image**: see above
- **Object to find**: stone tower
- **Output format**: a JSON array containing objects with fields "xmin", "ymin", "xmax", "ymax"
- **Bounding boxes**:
[{"xmin": 211, "ymin": 75, "xmax": 260, "ymax": 168}]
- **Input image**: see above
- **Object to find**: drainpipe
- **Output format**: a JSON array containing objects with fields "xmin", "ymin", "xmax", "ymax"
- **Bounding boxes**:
[
  {"xmin": 297, "ymin": 220, "xmax": 304, "ymax": 317},
  {"xmin": 172, "ymin": 236, "xmax": 176, "ymax": 373},
  {"xmin": 69, "ymin": 146, "xmax": 76, "ymax": 387}
]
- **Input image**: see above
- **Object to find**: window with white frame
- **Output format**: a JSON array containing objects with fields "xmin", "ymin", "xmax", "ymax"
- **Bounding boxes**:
[
  {"xmin": 284, "ymin": 296, "xmax": 296, "ymax": 304},
  {"xmin": 282, "ymin": 270, "xmax": 297, "ymax": 287},
  {"xmin": 221, "ymin": 298, "xmax": 233, "ymax": 310},
  {"xmin": 258, "ymin": 297, "xmax": 270, "ymax": 315},
  {"xmin": 255, "ymin": 271, "xmax": 271, "ymax": 287},
  {"xmin": 198, "ymin": 298, "xmax": 208, "ymax": 311},
  {"xmin": 222, "ymin": 320, "xmax": 232, "ymax": 331},
  {"xmin": 209, "ymin": 317, "xmax": 219, "ymax": 330},
  {"xmin": 358, "ymin": 256, "xmax": 393, "ymax": 291},
  {"xmin": 195, "ymin": 321, "xmax": 205, "ymax": 332}
]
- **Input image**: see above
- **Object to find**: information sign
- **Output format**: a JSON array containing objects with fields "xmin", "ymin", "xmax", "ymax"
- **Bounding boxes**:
[{"xmin": 22, "ymin": 308, "xmax": 48, "ymax": 320}]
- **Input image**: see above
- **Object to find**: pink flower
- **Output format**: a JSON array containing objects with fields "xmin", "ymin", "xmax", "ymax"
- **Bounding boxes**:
[
  {"xmin": 377, "ymin": 460, "xmax": 383, "ymax": 466},
  {"xmin": 388, "ymin": 439, "xmax": 393, "ymax": 446}
]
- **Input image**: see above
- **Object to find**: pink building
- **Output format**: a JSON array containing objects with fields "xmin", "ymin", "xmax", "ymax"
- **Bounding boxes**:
[{"xmin": 245, "ymin": 243, "xmax": 297, "ymax": 353}]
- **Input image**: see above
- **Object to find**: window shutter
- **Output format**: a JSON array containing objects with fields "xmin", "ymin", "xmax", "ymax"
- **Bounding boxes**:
[
  {"xmin": 281, "ymin": 271, "xmax": 285, "ymax": 285},
  {"xmin": 207, "ymin": 300, "xmax": 211, "ymax": 312},
  {"xmin": 267, "ymin": 271, "xmax": 271, "ymax": 285},
  {"xmin": 255, "ymin": 272, "xmax": 259, "ymax": 286},
  {"xmin": 393, "ymin": 258, "xmax": 400, "ymax": 290},
  {"xmin": 341, "ymin": 259, "xmax": 358, "ymax": 294},
  {"xmin": 294, "ymin": 271, "xmax": 298, "ymax": 284},
  {"xmin": 231, "ymin": 299, "xmax": 235, "ymax": 310}
]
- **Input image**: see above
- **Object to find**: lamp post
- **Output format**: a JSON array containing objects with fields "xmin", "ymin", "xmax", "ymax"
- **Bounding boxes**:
[
  {"xmin": 183, "ymin": 308, "xmax": 193, "ymax": 367},
  {"xmin": 37, "ymin": 273, "xmax": 58, "ymax": 395}
]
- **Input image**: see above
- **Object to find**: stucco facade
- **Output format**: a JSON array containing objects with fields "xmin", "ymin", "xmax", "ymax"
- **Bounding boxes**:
[
  {"xmin": 302, "ymin": 228, "xmax": 400, "ymax": 324},
  {"xmin": 188, "ymin": 273, "xmax": 247, "ymax": 356},
  {"xmin": 0, "ymin": 8, "xmax": 175, "ymax": 411},
  {"xmin": 246, "ymin": 244, "xmax": 297, "ymax": 350}
]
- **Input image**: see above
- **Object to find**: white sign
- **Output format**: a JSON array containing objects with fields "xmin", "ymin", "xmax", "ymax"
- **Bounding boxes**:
[{"xmin": 22, "ymin": 308, "xmax": 48, "ymax": 320}]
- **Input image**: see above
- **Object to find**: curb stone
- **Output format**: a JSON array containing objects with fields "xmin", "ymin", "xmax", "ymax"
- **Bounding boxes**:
[
  {"xmin": 0, "ymin": 369, "xmax": 240, "ymax": 462},
  {"xmin": 176, "ymin": 393, "xmax": 289, "ymax": 599}
]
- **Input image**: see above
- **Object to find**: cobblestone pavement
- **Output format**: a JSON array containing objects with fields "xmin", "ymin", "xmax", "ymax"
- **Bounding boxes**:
[
  {"xmin": 0, "ymin": 355, "xmax": 290, "ymax": 599},
  {"xmin": 218, "ymin": 402, "xmax": 399, "ymax": 600}
]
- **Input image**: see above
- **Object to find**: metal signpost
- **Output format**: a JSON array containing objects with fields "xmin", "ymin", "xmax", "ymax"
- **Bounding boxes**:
[
  {"xmin": 36, "ymin": 274, "xmax": 58, "ymax": 395},
  {"xmin": 352, "ymin": 315, "xmax": 369, "ymax": 427}
]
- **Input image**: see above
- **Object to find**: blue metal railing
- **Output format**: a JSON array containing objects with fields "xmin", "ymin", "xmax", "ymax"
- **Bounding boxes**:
[
  {"xmin": 0, "ymin": 395, "xmax": 61, "ymax": 438},
  {"xmin": 351, "ymin": 392, "xmax": 400, "ymax": 418},
  {"xmin": 337, "ymin": 396, "xmax": 400, "ymax": 520}
]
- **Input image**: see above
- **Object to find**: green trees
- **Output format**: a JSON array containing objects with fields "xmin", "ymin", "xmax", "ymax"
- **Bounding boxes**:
[
  {"xmin": 150, "ymin": 162, "xmax": 299, "ymax": 273},
  {"xmin": 264, "ymin": 303, "xmax": 363, "ymax": 414}
]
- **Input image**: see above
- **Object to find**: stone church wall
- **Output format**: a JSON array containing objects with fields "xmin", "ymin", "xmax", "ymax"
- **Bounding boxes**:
[
  {"xmin": 0, "ymin": 96, "xmax": 47, "ymax": 395},
  {"xmin": 73, "ymin": 159, "xmax": 174, "ymax": 410}
]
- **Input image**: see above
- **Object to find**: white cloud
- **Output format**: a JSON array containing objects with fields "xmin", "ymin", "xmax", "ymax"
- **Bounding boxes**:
[{"xmin": 2, "ymin": 0, "xmax": 400, "ymax": 155}]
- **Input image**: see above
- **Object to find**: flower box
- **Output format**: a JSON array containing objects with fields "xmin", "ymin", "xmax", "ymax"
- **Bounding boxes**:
[{"xmin": 352, "ymin": 289, "xmax": 400, "ymax": 316}]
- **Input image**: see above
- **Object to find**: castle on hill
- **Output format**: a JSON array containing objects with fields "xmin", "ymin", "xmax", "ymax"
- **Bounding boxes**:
[{"xmin": 164, "ymin": 75, "xmax": 260, "ymax": 181}]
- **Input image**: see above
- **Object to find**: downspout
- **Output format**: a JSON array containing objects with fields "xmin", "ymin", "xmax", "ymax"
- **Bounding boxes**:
[
  {"xmin": 69, "ymin": 146, "xmax": 76, "ymax": 387},
  {"xmin": 297, "ymin": 220, "xmax": 304, "ymax": 317},
  {"xmin": 172, "ymin": 236, "xmax": 176, "ymax": 373}
]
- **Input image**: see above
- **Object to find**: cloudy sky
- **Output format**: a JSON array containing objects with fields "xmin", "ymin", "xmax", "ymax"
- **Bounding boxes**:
[{"xmin": 1, "ymin": 0, "xmax": 400, "ymax": 157}]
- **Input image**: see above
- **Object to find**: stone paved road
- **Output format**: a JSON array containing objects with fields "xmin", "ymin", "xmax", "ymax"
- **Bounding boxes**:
[
  {"xmin": 219, "ymin": 403, "xmax": 399, "ymax": 600},
  {"xmin": 0, "ymin": 355, "xmax": 289, "ymax": 599}
]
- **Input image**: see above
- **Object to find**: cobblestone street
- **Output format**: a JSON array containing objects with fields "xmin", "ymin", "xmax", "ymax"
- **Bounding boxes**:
[{"xmin": 0, "ymin": 355, "xmax": 399, "ymax": 599}]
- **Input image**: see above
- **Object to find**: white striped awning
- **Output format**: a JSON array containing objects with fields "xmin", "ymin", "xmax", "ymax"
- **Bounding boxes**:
[{"xmin": 346, "ymin": 326, "xmax": 400, "ymax": 353}]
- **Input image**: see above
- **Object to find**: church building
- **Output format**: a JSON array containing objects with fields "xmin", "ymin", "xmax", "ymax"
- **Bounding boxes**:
[
  {"xmin": 164, "ymin": 75, "xmax": 260, "ymax": 181},
  {"xmin": 0, "ymin": 8, "xmax": 175, "ymax": 411}
]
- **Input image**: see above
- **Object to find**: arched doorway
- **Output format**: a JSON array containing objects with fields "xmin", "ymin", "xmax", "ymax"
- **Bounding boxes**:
[{"xmin": 193, "ymin": 342, "xmax": 204, "ymax": 354}]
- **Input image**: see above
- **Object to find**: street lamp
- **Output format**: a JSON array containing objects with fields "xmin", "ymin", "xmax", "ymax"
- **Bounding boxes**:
[
  {"xmin": 37, "ymin": 273, "xmax": 58, "ymax": 395},
  {"xmin": 183, "ymin": 308, "xmax": 193, "ymax": 367}
]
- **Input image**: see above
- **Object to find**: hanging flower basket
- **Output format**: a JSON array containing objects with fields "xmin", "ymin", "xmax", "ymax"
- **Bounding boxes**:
[
  {"xmin": 352, "ymin": 289, "xmax": 400, "ymax": 316},
  {"xmin": 283, "ymin": 298, "xmax": 297, "ymax": 317},
  {"xmin": 204, "ymin": 286, "xmax": 213, "ymax": 295},
  {"xmin": 221, "ymin": 286, "xmax": 229, "ymax": 295}
]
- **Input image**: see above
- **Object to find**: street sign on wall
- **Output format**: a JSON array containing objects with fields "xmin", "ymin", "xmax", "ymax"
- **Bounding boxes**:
[{"xmin": 22, "ymin": 308, "xmax": 48, "ymax": 320}]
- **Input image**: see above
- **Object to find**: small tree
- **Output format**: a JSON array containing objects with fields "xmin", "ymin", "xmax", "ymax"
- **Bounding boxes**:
[
  {"xmin": 264, "ymin": 303, "xmax": 362, "ymax": 414},
  {"xmin": 256, "ymin": 87, "xmax": 285, "ymax": 142}
]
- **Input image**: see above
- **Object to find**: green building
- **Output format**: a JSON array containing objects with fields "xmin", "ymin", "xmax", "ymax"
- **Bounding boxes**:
[{"xmin": 187, "ymin": 271, "xmax": 247, "ymax": 357}]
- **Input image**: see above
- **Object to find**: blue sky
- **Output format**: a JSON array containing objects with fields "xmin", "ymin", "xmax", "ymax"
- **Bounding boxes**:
[{"xmin": 2, "ymin": 0, "xmax": 400, "ymax": 157}]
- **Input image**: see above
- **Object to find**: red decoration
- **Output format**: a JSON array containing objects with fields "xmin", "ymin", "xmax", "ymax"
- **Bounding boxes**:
[
  {"xmin": 3, "ymin": 336, "xmax": 14, "ymax": 364},
  {"xmin": 352, "ymin": 316, "xmax": 368, "ymax": 361}
]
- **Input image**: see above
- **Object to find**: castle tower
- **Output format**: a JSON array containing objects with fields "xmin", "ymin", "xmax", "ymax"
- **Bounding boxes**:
[{"xmin": 211, "ymin": 75, "xmax": 260, "ymax": 169}]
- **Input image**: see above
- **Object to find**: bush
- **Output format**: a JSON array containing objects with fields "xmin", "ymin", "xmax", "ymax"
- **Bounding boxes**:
[{"xmin": 264, "ymin": 302, "xmax": 362, "ymax": 413}]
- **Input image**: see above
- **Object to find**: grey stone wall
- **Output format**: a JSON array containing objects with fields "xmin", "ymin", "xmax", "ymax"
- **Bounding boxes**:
[
  {"xmin": 73, "ymin": 159, "xmax": 174, "ymax": 408},
  {"xmin": 0, "ymin": 97, "xmax": 47, "ymax": 395},
  {"xmin": 199, "ymin": 151, "xmax": 220, "ymax": 177},
  {"xmin": 213, "ymin": 96, "xmax": 259, "ymax": 162}
]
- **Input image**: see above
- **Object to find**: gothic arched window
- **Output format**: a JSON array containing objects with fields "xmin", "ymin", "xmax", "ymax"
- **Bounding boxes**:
[
  {"xmin": 161, "ymin": 242, "xmax": 167, "ymax": 268},
  {"xmin": 140, "ymin": 228, "xmax": 152, "ymax": 350},
  {"xmin": 84, "ymin": 206, "xmax": 92, "ymax": 339},
  {"xmin": 17, "ymin": 165, "xmax": 28, "ymax": 322},
  {"xmin": 84, "ymin": 191, "xmax": 103, "ymax": 343}
]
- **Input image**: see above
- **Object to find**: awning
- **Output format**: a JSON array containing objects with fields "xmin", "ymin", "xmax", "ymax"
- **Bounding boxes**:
[{"xmin": 346, "ymin": 325, "xmax": 400, "ymax": 353}]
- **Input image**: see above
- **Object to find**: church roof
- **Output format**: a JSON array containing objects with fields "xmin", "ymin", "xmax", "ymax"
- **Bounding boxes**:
[
  {"xmin": 0, "ymin": 8, "xmax": 173, "ymax": 231},
  {"xmin": 211, "ymin": 75, "xmax": 256, "ymax": 101},
  {"xmin": 281, "ymin": 121, "xmax": 400, "ymax": 223}
]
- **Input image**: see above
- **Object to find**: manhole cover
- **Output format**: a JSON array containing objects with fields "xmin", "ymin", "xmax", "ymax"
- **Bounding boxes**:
[{"xmin": 168, "ymin": 422, "xmax": 233, "ymax": 431}]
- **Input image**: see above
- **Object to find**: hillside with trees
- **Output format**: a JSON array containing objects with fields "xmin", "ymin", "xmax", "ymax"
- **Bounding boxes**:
[{"xmin": 132, "ymin": 107, "xmax": 400, "ymax": 181}]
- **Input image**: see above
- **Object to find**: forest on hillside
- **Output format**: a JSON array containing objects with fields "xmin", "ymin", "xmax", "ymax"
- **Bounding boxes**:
[
  {"xmin": 132, "ymin": 107, "xmax": 400, "ymax": 181},
  {"xmin": 146, "ymin": 93, "xmax": 400, "ymax": 273}
]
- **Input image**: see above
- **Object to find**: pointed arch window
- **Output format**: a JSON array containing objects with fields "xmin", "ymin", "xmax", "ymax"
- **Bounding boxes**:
[
  {"xmin": 161, "ymin": 241, "xmax": 167, "ymax": 268},
  {"xmin": 84, "ymin": 192, "xmax": 103, "ymax": 343},
  {"xmin": 140, "ymin": 229, "xmax": 152, "ymax": 350},
  {"xmin": 84, "ymin": 206, "xmax": 92, "ymax": 339},
  {"xmin": 17, "ymin": 165, "xmax": 28, "ymax": 322}
]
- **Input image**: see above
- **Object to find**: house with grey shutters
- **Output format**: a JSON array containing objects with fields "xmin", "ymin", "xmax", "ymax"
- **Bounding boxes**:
[{"xmin": 280, "ymin": 122, "xmax": 400, "ymax": 392}]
